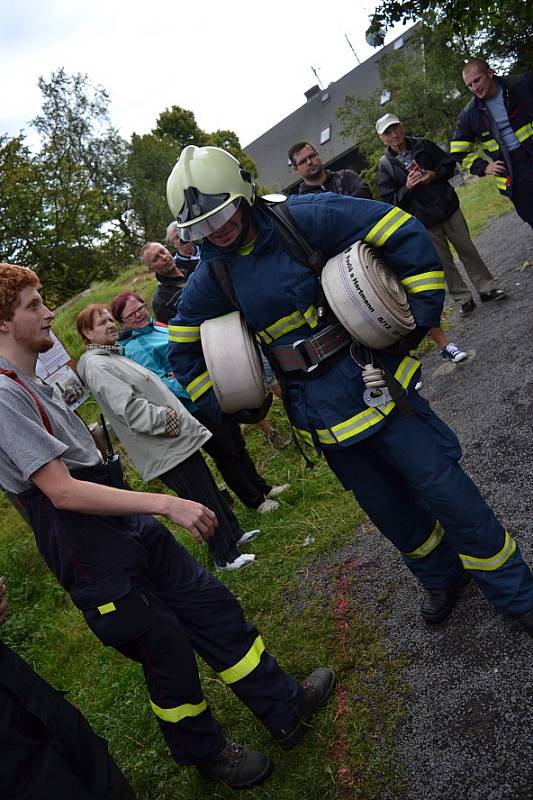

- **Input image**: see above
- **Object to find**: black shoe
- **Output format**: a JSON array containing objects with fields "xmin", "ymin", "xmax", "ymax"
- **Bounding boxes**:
[
  {"xmin": 479, "ymin": 288, "xmax": 506, "ymax": 303},
  {"xmin": 460, "ymin": 298, "xmax": 476, "ymax": 315},
  {"xmin": 515, "ymin": 608, "xmax": 533, "ymax": 637},
  {"xmin": 421, "ymin": 572, "xmax": 471, "ymax": 625},
  {"xmin": 198, "ymin": 740, "xmax": 272, "ymax": 788},
  {"xmin": 274, "ymin": 667, "xmax": 336, "ymax": 750}
]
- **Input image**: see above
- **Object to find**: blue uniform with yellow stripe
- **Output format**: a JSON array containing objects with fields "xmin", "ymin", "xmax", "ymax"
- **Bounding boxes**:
[
  {"xmin": 451, "ymin": 73, "xmax": 533, "ymax": 227},
  {"xmin": 168, "ymin": 193, "xmax": 533, "ymax": 616}
]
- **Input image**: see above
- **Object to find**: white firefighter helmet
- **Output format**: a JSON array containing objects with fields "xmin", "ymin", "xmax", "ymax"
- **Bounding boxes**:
[{"xmin": 167, "ymin": 145, "xmax": 255, "ymax": 241}]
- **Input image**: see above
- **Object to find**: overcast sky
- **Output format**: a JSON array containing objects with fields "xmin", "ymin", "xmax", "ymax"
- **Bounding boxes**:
[{"xmin": 1, "ymin": 0, "xmax": 410, "ymax": 150}]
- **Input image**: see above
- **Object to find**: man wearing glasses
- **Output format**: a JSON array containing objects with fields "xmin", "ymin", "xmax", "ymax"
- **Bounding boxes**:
[{"xmin": 288, "ymin": 141, "xmax": 372, "ymax": 199}]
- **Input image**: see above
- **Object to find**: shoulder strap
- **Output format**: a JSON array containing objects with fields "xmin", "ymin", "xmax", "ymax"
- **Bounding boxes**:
[
  {"xmin": 0, "ymin": 368, "xmax": 53, "ymax": 434},
  {"xmin": 264, "ymin": 201, "xmax": 326, "ymax": 276}
]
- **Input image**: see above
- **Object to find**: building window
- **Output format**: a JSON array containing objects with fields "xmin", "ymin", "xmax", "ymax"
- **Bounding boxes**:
[
  {"xmin": 394, "ymin": 37, "xmax": 404, "ymax": 49},
  {"xmin": 380, "ymin": 90, "xmax": 391, "ymax": 106},
  {"xmin": 320, "ymin": 125, "xmax": 331, "ymax": 144}
]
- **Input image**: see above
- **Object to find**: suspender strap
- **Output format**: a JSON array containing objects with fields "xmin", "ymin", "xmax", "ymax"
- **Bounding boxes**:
[{"xmin": 0, "ymin": 368, "xmax": 53, "ymax": 434}]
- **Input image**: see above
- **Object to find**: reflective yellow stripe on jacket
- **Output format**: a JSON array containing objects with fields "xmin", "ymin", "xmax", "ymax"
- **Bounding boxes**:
[
  {"xmin": 219, "ymin": 636, "xmax": 265, "ymax": 684},
  {"xmin": 459, "ymin": 530, "xmax": 516, "ymax": 571},
  {"xmin": 150, "ymin": 698, "xmax": 208, "ymax": 723},
  {"xmin": 258, "ymin": 305, "xmax": 319, "ymax": 344},
  {"xmin": 186, "ymin": 370, "xmax": 212, "ymax": 402},
  {"xmin": 401, "ymin": 271, "xmax": 445, "ymax": 294},
  {"xmin": 316, "ymin": 355, "xmax": 420, "ymax": 446},
  {"xmin": 168, "ymin": 324, "xmax": 201, "ymax": 344},
  {"xmin": 450, "ymin": 139, "xmax": 474, "ymax": 155},
  {"xmin": 364, "ymin": 207, "xmax": 411, "ymax": 247},
  {"xmin": 515, "ymin": 122, "xmax": 533, "ymax": 143},
  {"xmin": 403, "ymin": 521, "xmax": 444, "ymax": 559}
]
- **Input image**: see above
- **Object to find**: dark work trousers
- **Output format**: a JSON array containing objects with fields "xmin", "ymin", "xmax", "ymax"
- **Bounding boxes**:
[
  {"xmin": 159, "ymin": 449, "xmax": 243, "ymax": 567},
  {"xmin": 510, "ymin": 147, "xmax": 533, "ymax": 229},
  {"xmin": 427, "ymin": 208, "xmax": 495, "ymax": 304},
  {"xmin": 324, "ymin": 392, "xmax": 533, "ymax": 615},
  {"xmin": 15, "ymin": 460, "xmax": 303, "ymax": 766},
  {"xmin": 195, "ymin": 413, "xmax": 272, "ymax": 509},
  {"xmin": 0, "ymin": 641, "xmax": 136, "ymax": 800}
]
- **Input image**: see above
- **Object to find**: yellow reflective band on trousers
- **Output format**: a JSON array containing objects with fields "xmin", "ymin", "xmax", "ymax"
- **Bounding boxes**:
[
  {"xmin": 515, "ymin": 122, "xmax": 533, "ymax": 143},
  {"xmin": 315, "ymin": 356, "xmax": 419, "ymax": 446},
  {"xmin": 364, "ymin": 207, "xmax": 411, "ymax": 247},
  {"xmin": 450, "ymin": 139, "xmax": 473, "ymax": 154},
  {"xmin": 401, "ymin": 271, "xmax": 445, "ymax": 294},
  {"xmin": 257, "ymin": 305, "xmax": 318, "ymax": 344},
  {"xmin": 168, "ymin": 324, "xmax": 201, "ymax": 344},
  {"xmin": 459, "ymin": 530, "xmax": 516, "ymax": 571},
  {"xmin": 218, "ymin": 636, "xmax": 265, "ymax": 684},
  {"xmin": 186, "ymin": 370, "xmax": 213, "ymax": 401},
  {"xmin": 404, "ymin": 521, "xmax": 444, "ymax": 559},
  {"xmin": 150, "ymin": 698, "xmax": 208, "ymax": 723},
  {"xmin": 97, "ymin": 602, "xmax": 116, "ymax": 615},
  {"xmin": 495, "ymin": 176, "xmax": 509, "ymax": 192}
]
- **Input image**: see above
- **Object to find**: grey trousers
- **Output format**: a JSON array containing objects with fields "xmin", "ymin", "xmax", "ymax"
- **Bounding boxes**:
[{"xmin": 428, "ymin": 208, "xmax": 495, "ymax": 303}]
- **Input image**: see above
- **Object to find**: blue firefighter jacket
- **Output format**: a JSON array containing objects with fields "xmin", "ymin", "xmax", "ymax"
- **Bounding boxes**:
[
  {"xmin": 168, "ymin": 193, "xmax": 445, "ymax": 451},
  {"xmin": 450, "ymin": 73, "xmax": 533, "ymax": 198}
]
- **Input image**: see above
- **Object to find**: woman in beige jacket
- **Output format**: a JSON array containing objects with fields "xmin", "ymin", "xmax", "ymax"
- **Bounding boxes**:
[{"xmin": 76, "ymin": 303, "xmax": 258, "ymax": 570}]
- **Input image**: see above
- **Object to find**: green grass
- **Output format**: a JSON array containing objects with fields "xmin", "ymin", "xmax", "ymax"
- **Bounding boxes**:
[
  {"xmin": 456, "ymin": 174, "xmax": 511, "ymax": 239},
  {"xmin": 0, "ymin": 183, "xmax": 508, "ymax": 798}
]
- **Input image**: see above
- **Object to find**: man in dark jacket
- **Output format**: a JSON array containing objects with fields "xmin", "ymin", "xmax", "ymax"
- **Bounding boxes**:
[
  {"xmin": 141, "ymin": 241, "xmax": 189, "ymax": 324},
  {"xmin": 451, "ymin": 58, "xmax": 533, "ymax": 230},
  {"xmin": 376, "ymin": 113, "xmax": 505, "ymax": 317},
  {"xmin": 288, "ymin": 141, "xmax": 372, "ymax": 199}
]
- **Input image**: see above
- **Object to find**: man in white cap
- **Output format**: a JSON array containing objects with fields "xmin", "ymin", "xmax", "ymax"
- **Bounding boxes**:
[{"xmin": 376, "ymin": 113, "xmax": 505, "ymax": 319}]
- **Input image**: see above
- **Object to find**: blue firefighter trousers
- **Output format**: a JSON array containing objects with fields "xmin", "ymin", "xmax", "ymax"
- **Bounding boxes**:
[
  {"xmin": 16, "ymin": 460, "xmax": 304, "ymax": 765},
  {"xmin": 324, "ymin": 393, "xmax": 533, "ymax": 616}
]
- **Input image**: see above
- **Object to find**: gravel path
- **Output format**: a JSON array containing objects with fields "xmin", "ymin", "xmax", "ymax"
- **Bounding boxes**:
[{"xmin": 323, "ymin": 209, "xmax": 533, "ymax": 800}]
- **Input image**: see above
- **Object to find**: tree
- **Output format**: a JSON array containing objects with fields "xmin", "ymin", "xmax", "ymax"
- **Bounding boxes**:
[
  {"xmin": 337, "ymin": 25, "xmax": 471, "ymax": 196},
  {"xmin": 368, "ymin": 1, "xmax": 533, "ymax": 71},
  {"xmin": 127, "ymin": 133, "xmax": 180, "ymax": 243},
  {"xmin": 153, "ymin": 106, "xmax": 207, "ymax": 148},
  {"xmin": 27, "ymin": 69, "xmax": 134, "ymax": 302},
  {"xmin": 0, "ymin": 135, "xmax": 44, "ymax": 269}
]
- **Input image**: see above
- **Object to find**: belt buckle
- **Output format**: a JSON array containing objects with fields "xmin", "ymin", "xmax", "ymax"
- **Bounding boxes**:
[{"xmin": 292, "ymin": 339, "xmax": 319, "ymax": 373}]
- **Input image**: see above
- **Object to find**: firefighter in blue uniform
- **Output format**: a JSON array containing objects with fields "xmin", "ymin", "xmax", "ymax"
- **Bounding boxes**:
[
  {"xmin": 451, "ymin": 57, "xmax": 533, "ymax": 230},
  {"xmin": 166, "ymin": 145, "xmax": 533, "ymax": 637}
]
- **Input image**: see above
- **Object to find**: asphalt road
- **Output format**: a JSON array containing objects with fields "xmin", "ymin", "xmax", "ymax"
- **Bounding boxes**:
[{"xmin": 342, "ymin": 208, "xmax": 533, "ymax": 800}]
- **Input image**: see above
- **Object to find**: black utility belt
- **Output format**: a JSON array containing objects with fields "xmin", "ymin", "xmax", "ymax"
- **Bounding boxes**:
[{"xmin": 268, "ymin": 323, "xmax": 351, "ymax": 375}]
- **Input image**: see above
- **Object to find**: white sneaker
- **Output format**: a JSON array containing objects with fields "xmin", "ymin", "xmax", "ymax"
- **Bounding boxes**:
[
  {"xmin": 236, "ymin": 529, "xmax": 261, "ymax": 547},
  {"xmin": 256, "ymin": 498, "xmax": 279, "ymax": 514},
  {"xmin": 441, "ymin": 343, "xmax": 468, "ymax": 363},
  {"xmin": 216, "ymin": 553, "xmax": 256, "ymax": 571},
  {"xmin": 267, "ymin": 483, "xmax": 290, "ymax": 499}
]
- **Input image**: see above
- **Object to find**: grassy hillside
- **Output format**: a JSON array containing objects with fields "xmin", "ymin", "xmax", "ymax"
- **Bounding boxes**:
[{"xmin": 0, "ymin": 177, "xmax": 510, "ymax": 799}]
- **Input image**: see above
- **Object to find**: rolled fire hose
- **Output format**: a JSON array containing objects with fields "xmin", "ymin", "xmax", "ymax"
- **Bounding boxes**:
[
  {"xmin": 200, "ymin": 311, "xmax": 269, "ymax": 413},
  {"xmin": 321, "ymin": 240, "xmax": 415, "ymax": 349}
]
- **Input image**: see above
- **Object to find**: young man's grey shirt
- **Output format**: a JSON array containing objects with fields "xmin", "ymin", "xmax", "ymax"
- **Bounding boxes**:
[{"xmin": 0, "ymin": 356, "xmax": 101, "ymax": 493}]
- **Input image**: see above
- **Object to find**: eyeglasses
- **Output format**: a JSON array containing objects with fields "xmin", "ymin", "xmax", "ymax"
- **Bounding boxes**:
[
  {"xmin": 293, "ymin": 152, "xmax": 319, "ymax": 167},
  {"xmin": 122, "ymin": 302, "xmax": 146, "ymax": 323}
]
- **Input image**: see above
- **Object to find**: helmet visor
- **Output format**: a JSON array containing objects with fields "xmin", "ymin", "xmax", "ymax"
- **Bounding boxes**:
[{"xmin": 177, "ymin": 198, "xmax": 241, "ymax": 242}]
